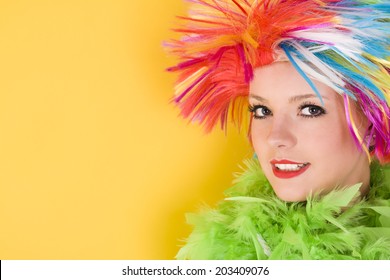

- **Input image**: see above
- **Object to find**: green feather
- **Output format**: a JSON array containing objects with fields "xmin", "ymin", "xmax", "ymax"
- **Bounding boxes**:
[{"xmin": 177, "ymin": 159, "xmax": 390, "ymax": 260}]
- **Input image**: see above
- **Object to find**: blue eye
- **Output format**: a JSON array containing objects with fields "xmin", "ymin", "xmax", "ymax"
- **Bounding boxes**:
[{"xmin": 249, "ymin": 105, "xmax": 272, "ymax": 119}]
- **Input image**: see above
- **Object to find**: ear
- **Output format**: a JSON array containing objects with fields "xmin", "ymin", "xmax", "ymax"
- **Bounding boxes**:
[{"xmin": 365, "ymin": 123, "xmax": 376, "ymax": 152}]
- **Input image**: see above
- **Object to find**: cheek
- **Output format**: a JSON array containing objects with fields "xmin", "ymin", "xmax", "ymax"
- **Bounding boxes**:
[
  {"xmin": 310, "ymin": 126, "xmax": 339, "ymax": 146},
  {"xmin": 250, "ymin": 123, "xmax": 267, "ymax": 153},
  {"xmin": 310, "ymin": 121, "xmax": 361, "ymax": 166},
  {"xmin": 250, "ymin": 123, "xmax": 273, "ymax": 172}
]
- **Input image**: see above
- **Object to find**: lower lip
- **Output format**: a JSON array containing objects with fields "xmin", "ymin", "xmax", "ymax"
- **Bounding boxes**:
[{"xmin": 272, "ymin": 164, "xmax": 310, "ymax": 179}]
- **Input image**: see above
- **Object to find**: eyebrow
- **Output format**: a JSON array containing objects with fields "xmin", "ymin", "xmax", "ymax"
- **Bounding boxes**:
[{"xmin": 249, "ymin": 93, "xmax": 327, "ymax": 103}]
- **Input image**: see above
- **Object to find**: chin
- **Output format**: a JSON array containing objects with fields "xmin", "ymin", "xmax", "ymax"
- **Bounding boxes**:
[{"xmin": 272, "ymin": 186, "xmax": 308, "ymax": 202}]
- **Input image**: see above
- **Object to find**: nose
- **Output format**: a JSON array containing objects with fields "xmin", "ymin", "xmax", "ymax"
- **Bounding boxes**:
[{"xmin": 267, "ymin": 117, "xmax": 297, "ymax": 149}]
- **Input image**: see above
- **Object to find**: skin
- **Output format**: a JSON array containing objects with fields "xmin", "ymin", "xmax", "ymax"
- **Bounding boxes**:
[{"xmin": 249, "ymin": 62, "xmax": 370, "ymax": 202}]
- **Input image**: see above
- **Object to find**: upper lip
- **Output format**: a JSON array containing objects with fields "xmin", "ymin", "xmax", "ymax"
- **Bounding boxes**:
[{"xmin": 270, "ymin": 159, "xmax": 308, "ymax": 165}]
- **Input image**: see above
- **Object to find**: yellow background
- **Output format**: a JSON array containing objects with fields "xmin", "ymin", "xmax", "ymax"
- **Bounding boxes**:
[{"xmin": 0, "ymin": 0, "xmax": 252, "ymax": 259}]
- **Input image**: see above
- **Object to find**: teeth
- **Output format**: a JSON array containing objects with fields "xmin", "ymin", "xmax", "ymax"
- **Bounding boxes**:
[{"xmin": 275, "ymin": 163, "xmax": 306, "ymax": 171}]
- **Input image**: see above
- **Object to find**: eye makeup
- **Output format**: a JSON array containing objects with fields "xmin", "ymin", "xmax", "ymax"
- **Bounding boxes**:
[
  {"xmin": 249, "ymin": 101, "xmax": 327, "ymax": 120},
  {"xmin": 298, "ymin": 101, "xmax": 327, "ymax": 118},
  {"xmin": 249, "ymin": 104, "xmax": 272, "ymax": 119}
]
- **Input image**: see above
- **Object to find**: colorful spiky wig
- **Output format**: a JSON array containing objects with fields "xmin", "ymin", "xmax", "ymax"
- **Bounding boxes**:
[{"xmin": 166, "ymin": 0, "xmax": 390, "ymax": 163}]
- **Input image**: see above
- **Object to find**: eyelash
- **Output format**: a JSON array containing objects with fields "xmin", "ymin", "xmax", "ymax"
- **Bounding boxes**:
[
  {"xmin": 248, "ymin": 104, "xmax": 272, "ymax": 119},
  {"xmin": 298, "ymin": 102, "xmax": 327, "ymax": 118},
  {"xmin": 248, "ymin": 102, "xmax": 327, "ymax": 119}
]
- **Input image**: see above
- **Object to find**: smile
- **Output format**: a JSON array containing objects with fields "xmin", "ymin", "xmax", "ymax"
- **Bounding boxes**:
[{"xmin": 270, "ymin": 160, "xmax": 310, "ymax": 179}]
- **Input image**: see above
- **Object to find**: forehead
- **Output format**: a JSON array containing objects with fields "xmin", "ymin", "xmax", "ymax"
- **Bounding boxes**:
[{"xmin": 249, "ymin": 62, "xmax": 335, "ymax": 102}]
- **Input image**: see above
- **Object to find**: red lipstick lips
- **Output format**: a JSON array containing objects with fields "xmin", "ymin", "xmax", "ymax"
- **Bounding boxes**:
[{"xmin": 270, "ymin": 159, "xmax": 310, "ymax": 179}]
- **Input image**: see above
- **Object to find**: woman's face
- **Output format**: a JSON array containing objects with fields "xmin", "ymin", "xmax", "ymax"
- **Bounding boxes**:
[{"xmin": 249, "ymin": 62, "xmax": 370, "ymax": 202}]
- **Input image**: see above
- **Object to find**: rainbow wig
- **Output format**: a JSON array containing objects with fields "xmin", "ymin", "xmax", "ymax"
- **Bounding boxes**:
[{"xmin": 166, "ymin": 0, "xmax": 390, "ymax": 163}]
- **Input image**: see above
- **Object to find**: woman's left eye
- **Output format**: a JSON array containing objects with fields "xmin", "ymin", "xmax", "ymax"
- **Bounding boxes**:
[{"xmin": 300, "ymin": 105, "xmax": 326, "ymax": 117}]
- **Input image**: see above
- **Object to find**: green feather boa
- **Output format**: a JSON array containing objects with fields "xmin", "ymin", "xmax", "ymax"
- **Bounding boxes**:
[{"xmin": 176, "ymin": 159, "xmax": 390, "ymax": 260}]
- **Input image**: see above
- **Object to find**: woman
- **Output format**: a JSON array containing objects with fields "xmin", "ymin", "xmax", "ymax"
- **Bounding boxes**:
[{"xmin": 166, "ymin": 0, "xmax": 390, "ymax": 259}]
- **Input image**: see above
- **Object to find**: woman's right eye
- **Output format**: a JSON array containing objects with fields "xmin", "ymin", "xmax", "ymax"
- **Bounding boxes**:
[{"xmin": 249, "ymin": 105, "xmax": 272, "ymax": 119}]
